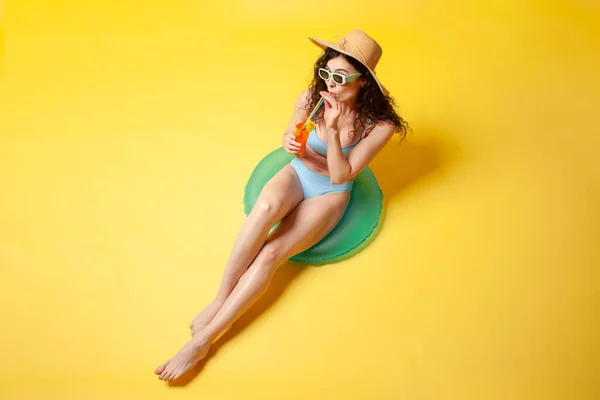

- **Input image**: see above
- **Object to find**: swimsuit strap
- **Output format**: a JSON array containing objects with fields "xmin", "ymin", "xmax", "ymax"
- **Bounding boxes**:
[{"xmin": 353, "ymin": 118, "xmax": 373, "ymax": 145}]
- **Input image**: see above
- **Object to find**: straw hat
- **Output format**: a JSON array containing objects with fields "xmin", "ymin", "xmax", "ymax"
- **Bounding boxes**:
[{"xmin": 308, "ymin": 29, "xmax": 390, "ymax": 96}]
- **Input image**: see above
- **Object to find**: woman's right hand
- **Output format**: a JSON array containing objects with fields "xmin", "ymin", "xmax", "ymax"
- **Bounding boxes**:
[{"xmin": 282, "ymin": 130, "xmax": 302, "ymax": 155}]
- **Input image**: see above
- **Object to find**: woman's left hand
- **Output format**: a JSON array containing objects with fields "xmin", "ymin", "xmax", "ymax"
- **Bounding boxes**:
[{"xmin": 320, "ymin": 91, "xmax": 343, "ymax": 129}]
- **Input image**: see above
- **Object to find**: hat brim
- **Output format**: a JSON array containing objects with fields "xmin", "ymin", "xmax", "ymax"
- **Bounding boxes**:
[{"xmin": 308, "ymin": 37, "xmax": 390, "ymax": 96}]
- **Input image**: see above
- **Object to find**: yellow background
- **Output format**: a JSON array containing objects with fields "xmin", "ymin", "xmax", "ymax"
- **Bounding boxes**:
[{"xmin": 1, "ymin": 0, "xmax": 599, "ymax": 399}]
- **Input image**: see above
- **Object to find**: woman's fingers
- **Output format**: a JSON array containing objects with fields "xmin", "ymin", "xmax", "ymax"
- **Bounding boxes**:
[
  {"xmin": 320, "ymin": 91, "xmax": 337, "ymax": 106},
  {"xmin": 283, "ymin": 133, "xmax": 301, "ymax": 154},
  {"xmin": 320, "ymin": 91, "xmax": 340, "ymax": 103},
  {"xmin": 286, "ymin": 144, "xmax": 300, "ymax": 154},
  {"xmin": 319, "ymin": 91, "xmax": 342, "ymax": 125},
  {"xmin": 287, "ymin": 135, "xmax": 301, "ymax": 148},
  {"xmin": 320, "ymin": 91, "xmax": 333, "ymax": 108}
]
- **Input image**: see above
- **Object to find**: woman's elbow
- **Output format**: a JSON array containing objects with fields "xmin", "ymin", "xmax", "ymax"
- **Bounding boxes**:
[{"xmin": 330, "ymin": 175, "xmax": 349, "ymax": 185}]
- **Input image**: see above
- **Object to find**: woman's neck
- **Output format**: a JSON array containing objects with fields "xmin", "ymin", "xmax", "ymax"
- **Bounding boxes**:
[{"xmin": 341, "ymin": 97, "xmax": 359, "ymax": 115}]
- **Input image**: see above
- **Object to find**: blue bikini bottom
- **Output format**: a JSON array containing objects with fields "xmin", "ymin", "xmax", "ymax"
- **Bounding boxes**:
[{"xmin": 290, "ymin": 157, "xmax": 353, "ymax": 199}]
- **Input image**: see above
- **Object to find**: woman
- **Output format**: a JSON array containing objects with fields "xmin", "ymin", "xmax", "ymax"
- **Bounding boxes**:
[{"xmin": 155, "ymin": 29, "xmax": 409, "ymax": 381}]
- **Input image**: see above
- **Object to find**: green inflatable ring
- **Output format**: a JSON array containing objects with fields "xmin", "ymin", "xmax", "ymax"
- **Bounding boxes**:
[{"xmin": 243, "ymin": 147, "xmax": 383, "ymax": 264}]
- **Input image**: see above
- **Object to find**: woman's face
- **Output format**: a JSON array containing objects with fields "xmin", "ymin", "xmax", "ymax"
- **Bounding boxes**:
[{"xmin": 321, "ymin": 55, "xmax": 365, "ymax": 103}]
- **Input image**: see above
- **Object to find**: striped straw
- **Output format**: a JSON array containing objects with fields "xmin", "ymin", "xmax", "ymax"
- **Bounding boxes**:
[
  {"xmin": 308, "ymin": 97, "xmax": 325, "ymax": 121},
  {"xmin": 301, "ymin": 97, "xmax": 325, "ymax": 131}
]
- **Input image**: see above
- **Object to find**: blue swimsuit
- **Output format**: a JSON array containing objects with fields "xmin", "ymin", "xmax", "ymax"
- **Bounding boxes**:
[{"xmin": 290, "ymin": 120, "xmax": 370, "ymax": 199}]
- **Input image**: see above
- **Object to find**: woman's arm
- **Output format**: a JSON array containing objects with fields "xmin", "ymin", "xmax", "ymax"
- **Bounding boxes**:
[
  {"xmin": 325, "ymin": 121, "xmax": 395, "ymax": 184},
  {"xmin": 281, "ymin": 89, "xmax": 311, "ymax": 146}
]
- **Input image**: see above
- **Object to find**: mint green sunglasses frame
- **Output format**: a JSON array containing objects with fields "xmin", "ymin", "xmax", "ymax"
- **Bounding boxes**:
[{"xmin": 318, "ymin": 68, "xmax": 362, "ymax": 85}]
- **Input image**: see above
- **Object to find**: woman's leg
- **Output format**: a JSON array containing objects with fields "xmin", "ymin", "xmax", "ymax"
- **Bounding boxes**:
[
  {"xmin": 157, "ymin": 191, "xmax": 351, "ymax": 381},
  {"xmin": 189, "ymin": 164, "xmax": 304, "ymax": 335}
]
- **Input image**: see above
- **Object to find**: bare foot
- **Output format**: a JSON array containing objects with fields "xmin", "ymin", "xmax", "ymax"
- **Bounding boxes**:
[
  {"xmin": 154, "ymin": 358, "xmax": 170, "ymax": 375},
  {"xmin": 190, "ymin": 300, "xmax": 223, "ymax": 336},
  {"xmin": 155, "ymin": 337, "xmax": 211, "ymax": 381}
]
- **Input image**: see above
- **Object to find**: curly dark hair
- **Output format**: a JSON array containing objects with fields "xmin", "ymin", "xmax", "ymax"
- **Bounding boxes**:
[{"xmin": 305, "ymin": 47, "xmax": 410, "ymax": 142}]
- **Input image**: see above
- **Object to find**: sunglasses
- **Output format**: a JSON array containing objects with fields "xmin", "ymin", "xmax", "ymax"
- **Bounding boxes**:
[{"xmin": 318, "ymin": 68, "xmax": 362, "ymax": 85}]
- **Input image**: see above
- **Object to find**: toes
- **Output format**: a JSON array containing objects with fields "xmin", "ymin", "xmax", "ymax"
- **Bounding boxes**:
[
  {"xmin": 155, "ymin": 359, "xmax": 170, "ymax": 375},
  {"xmin": 161, "ymin": 363, "xmax": 177, "ymax": 381},
  {"xmin": 159, "ymin": 365, "xmax": 171, "ymax": 380},
  {"xmin": 171, "ymin": 366, "xmax": 185, "ymax": 381},
  {"xmin": 166, "ymin": 369, "xmax": 177, "ymax": 382},
  {"xmin": 169, "ymin": 366, "xmax": 185, "ymax": 382}
]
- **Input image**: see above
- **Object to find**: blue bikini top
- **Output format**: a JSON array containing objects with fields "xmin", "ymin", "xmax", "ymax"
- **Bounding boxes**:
[{"xmin": 306, "ymin": 119, "xmax": 372, "ymax": 157}]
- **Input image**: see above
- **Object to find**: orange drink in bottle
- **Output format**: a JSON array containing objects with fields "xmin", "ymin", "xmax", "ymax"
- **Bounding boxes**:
[
  {"xmin": 294, "ymin": 122, "xmax": 312, "ymax": 157},
  {"xmin": 294, "ymin": 97, "xmax": 323, "ymax": 157}
]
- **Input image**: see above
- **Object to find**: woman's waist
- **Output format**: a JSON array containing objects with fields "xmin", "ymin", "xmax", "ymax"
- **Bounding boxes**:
[
  {"xmin": 295, "ymin": 156, "xmax": 330, "ymax": 177},
  {"xmin": 291, "ymin": 156, "xmax": 354, "ymax": 183}
]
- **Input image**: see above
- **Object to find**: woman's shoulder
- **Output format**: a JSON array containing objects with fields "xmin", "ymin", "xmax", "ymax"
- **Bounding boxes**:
[
  {"xmin": 370, "ymin": 118, "xmax": 395, "ymax": 129},
  {"xmin": 374, "ymin": 118, "xmax": 397, "ymax": 132},
  {"xmin": 364, "ymin": 118, "xmax": 396, "ymax": 139}
]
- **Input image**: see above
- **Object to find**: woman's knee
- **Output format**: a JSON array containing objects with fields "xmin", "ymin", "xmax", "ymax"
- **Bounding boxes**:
[
  {"xmin": 252, "ymin": 195, "xmax": 285, "ymax": 220},
  {"xmin": 252, "ymin": 198, "xmax": 277, "ymax": 219},
  {"xmin": 255, "ymin": 242, "xmax": 286, "ymax": 270}
]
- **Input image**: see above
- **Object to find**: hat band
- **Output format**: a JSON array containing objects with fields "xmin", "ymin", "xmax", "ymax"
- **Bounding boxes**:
[{"xmin": 334, "ymin": 35, "xmax": 368, "ymax": 67}]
